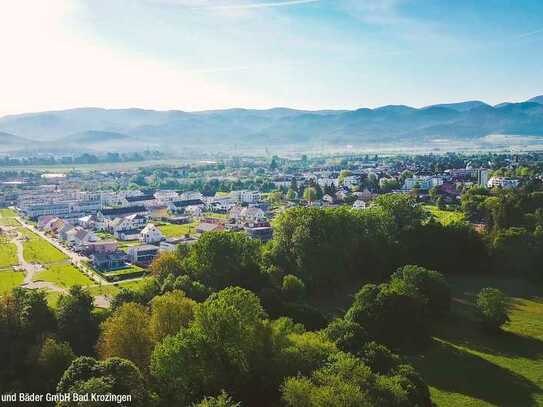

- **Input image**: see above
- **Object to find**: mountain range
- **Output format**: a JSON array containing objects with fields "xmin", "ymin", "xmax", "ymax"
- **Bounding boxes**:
[{"xmin": 0, "ymin": 96, "xmax": 542, "ymax": 153}]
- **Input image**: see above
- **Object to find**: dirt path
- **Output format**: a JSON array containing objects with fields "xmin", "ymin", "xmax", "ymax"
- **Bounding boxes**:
[{"xmin": 8, "ymin": 227, "xmax": 68, "ymax": 293}]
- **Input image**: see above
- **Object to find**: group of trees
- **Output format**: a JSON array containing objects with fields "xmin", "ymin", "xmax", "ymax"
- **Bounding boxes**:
[
  {"xmin": 0, "ymin": 191, "xmax": 528, "ymax": 405},
  {"xmin": 461, "ymin": 186, "xmax": 543, "ymax": 278}
]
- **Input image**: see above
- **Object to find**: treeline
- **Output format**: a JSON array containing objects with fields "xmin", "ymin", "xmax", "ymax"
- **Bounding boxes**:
[
  {"xmin": 461, "ymin": 185, "xmax": 543, "ymax": 277},
  {"xmin": 0, "ymin": 151, "xmax": 163, "ymax": 166},
  {"xmin": 1, "ymin": 192, "xmax": 540, "ymax": 405}
]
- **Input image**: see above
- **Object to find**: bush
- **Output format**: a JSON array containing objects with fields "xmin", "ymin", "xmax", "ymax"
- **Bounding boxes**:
[
  {"xmin": 475, "ymin": 287, "xmax": 510, "ymax": 332},
  {"xmin": 281, "ymin": 275, "xmax": 305, "ymax": 301},
  {"xmin": 390, "ymin": 265, "xmax": 451, "ymax": 318}
]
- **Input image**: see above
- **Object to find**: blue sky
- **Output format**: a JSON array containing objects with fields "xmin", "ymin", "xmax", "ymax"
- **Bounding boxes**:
[{"xmin": 1, "ymin": 0, "xmax": 542, "ymax": 115}]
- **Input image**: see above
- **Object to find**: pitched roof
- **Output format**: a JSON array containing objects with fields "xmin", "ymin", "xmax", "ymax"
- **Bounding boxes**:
[
  {"xmin": 126, "ymin": 194, "xmax": 155, "ymax": 202},
  {"xmin": 100, "ymin": 206, "xmax": 146, "ymax": 217},
  {"xmin": 171, "ymin": 199, "xmax": 204, "ymax": 208}
]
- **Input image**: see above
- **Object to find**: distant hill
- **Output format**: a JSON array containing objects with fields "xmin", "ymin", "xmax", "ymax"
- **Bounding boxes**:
[
  {"xmin": 0, "ymin": 131, "xmax": 35, "ymax": 151},
  {"xmin": 528, "ymin": 95, "xmax": 543, "ymax": 104},
  {"xmin": 1, "ymin": 96, "xmax": 543, "ymax": 152},
  {"xmin": 425, "ymin": 101, "xmax": 490, "ymax": 112},
  {"xmin": 64, "ymin": 130, "xmax": 134, "ymax": 144}
]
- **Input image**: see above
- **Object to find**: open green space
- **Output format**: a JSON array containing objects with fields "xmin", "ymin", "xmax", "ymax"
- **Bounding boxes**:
[
  {"xmin": 87, "ymin": 277, "xmax": 152, "ymax": 297},
  {"xmin": 0, "ymin": 270, "xmax": 25, "ymax": 295},
  {"xmin": 423, "ymin": 205, "xmax": 465, "ymax": 225},
  {"xmin": 0, "ymin": 241, "xmax": 18, "ymax": 268},
  {"xmin": 0, "ymin": 208, "xmax": 17, "ymax": 218},
  {"xmin": 158, "ymin": 221, "xmax": 198, "ymax": 237},
  {"xmin": 0, "ymin": 217, "xmax": 19, "ymax": 226},
  {"xmin": 35, "ymin": 263, "xmax": 93, "ymax": 289},
  {"xmin": 411, "ymin": 274, "xmax": 543, "ymax": 406},
  {"xmin": 20, "ymin": 228, "xmax": 68, "ymax": 264}
]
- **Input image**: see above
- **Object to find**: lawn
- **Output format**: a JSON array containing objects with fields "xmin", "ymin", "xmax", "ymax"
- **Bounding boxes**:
[
  {"xmin": 0, "ymin": 270, "xmax": 24, "ymax": 294},
  {"xmin": 410, "ymin": 274, "xmax": 543, "ymax": 406},
  {"xmin": 35, "ymin": 263, "xmax": 93, "ymax": 289},
  {"xmin": 423, "ymin": 205, "xmax": 465, "ymax": 225},
  {"xmin": 21, "ymin": 229, "xmax": 68, "ymax": 264},
  {"xmin": 87, "ymin": 277, "xmax": 152, "ymax": 297},
  {"xmin": 0, "ymin": 208, "xmax": 17, "ymax": 218},
  {"xmin": 0, "ymin": 241, "xmax": 18, "ymax": 268},
  {"xmin": 158, "ymin": 222, "xmax": 198, "ymax": 237},
  {"xmin": 0, "ymin": 217, "xmax": 19, "ymax": 226}
]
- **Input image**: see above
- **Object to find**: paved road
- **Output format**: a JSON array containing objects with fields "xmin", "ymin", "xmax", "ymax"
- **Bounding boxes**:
[{"xmin": 14, "ymin": 216, "xmax": 149, "ymax": 308}]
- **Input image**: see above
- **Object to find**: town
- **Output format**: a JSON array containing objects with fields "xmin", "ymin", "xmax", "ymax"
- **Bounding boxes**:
[{"xmin": 0, "ymin": 151, "xmax": 536, "ymax": 308}]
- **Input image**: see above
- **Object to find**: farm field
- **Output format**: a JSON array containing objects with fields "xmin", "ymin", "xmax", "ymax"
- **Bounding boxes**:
[
  {"xmin": 20, "ymin": 228, "xmax": 68, "ymax": 264},
  {"xmin": 158, "ymin": 221, "xmax": 198, "ymax": 237},
  {"xmin": 0, "ymin": 270, "xmax": 25, "ymax": 295},
  {"xmin": 411, "ymin": 274, "xmax": 543, "ymax": 406},
  {"xmin": 423, "ymin": 205, "xmax": 465, "ymax": 225},
  {"xmin": 35, "ymin": 263, "xmax": 94, "ymax": 289}
]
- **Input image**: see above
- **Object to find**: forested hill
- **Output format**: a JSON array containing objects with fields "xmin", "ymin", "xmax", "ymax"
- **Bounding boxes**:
[{"xmin": 0, "ymin": 96, "xmax": 542, "ymax": 151}]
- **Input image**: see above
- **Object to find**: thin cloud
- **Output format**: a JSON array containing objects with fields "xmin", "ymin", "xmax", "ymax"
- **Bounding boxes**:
[
  {"xmin": 514, "ymin": 27, "xmax": 543, "ymax": 40},
  {"xmin": 191, "ymin": 0, "xmax": 320, "ymax": 10}
]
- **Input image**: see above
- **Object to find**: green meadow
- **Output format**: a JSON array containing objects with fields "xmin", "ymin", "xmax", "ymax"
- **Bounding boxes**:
[{"xmin": 411, "ymin": 274, "xmax": 543, "ymax": 406}]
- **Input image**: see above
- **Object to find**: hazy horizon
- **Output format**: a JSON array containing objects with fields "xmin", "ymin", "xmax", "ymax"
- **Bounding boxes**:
[{"xmin": 2, "ymin": 0, "xmax": 543, "ymax": 117}]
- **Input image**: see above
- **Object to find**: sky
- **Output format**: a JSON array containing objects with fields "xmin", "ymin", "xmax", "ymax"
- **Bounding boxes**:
[{"xmin": 1, "ymin": 0, "xmax": 543, "ymax": 116}]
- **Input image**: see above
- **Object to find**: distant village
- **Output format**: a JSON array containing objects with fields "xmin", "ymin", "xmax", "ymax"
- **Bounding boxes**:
[{"xmin": 0, "ymin": 152, "xmax": 533, "ymax": 283}]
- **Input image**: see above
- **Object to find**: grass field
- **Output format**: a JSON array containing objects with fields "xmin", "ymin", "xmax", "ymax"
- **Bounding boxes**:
[
  {"xmin": 411, "ymin": 274, "xmax": 543, "ymax": 406},
  {"xmin": 0, "ymin": 241, "xmax": 18, "ymax": 268},
  {"xmin": 87, "ymin": 278, "xmax": 152, "ymax": 297},
  {"xmin": 35, "ymin": 263, "xmax": 93, "ymax": 289},
  {"xmin": 0, "ymin": 270, "xmax": 25, "ymax": 294},
  {"xmin": 0, "ymin": 208, "xmax": 17, "ymax": 218},
  {"xmin": 158, "ymin": 222, "xmax": 198, "ymax": 237},
  {"xmin": 423, "ymin": 205, "xmax": 465, "ymax": 225},
  {"xmin": 20, "ymin": 229, "xmax": 68, "ymax": 264},
  {"xmin": 0, "ymin": 217, "xmax": 19, "ymax": 226}
]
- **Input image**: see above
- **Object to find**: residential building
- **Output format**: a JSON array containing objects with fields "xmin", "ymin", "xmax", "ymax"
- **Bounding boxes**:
[
  {"xmin": 127, "ymin": 244, "xmax": 160, "ymax": 265},
  {"xmin": 487, "ymin": 177, "xmax": 520, "ymax": 189},
  {"xmin": 245, "ymin": 226, "xmax": 273, "ymax": 241},
  {"xmin": 140, "ymin": 224, "xmax": 164, "ymax": 244},
  {"xmin": 230, "ymin": 190, "xmax": 261, "ymax": 204}
]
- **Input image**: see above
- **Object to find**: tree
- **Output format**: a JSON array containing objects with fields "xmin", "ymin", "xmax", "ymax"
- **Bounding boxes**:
[
  {"xmin": 151, "ymin": 287, "xmax": 270, "ymax": 405},
  {"xmin": 37, "ymin": 337, "xmax": 75, "ymax": 392},
  {"xmin": 150, "ymin": 290, "xmax": 196, "ymax": 341},
  {"xmin": 281, "ymin": 351, "xmax": 432, "ymax": 407},
  {"xmin": 286, "ymin": 189, "xmax": 297, "ymax": 201},
  {"xmin": 57, "ymin": 285, "xmax": 98, "ymax": 355},
  {"xmin": 267, "ymin": 207, "xmax": 394, "ymax": 293},
  {"xmin": 358, "ymin": 341, "xmax": 400, "ymax": 375},
  {"xmin": 303, "ymin": 187, "xmax": 317, "ymax": 203},
  {"xmin": 185, "ymin": 232, "xmax": 264, "ymax": 291},
  {"xmin": 390, "ymin": 265, "xmax": 451, "ymax": 318},
  {"xmin": 268, "ymin": 191, "xmax": 283, "ymax": 204},
  {"xmin": 323, "ymin": 318, "xmax": 368, "ymax": 355},
  {"xmin": 281, "ymin": 275, "xmax": 305, "ymax": 301},
  {"xmin": 57, "ymin": 357, "xmax": 148, "ymax": 406},
  {"xmin": 150, "ymin": 251, "xmax": 184, "ymax": 282},
  {"xmin": 193, "ymin": 391, "xmax": 241, "ymax": 407},
  {"xmin": 374, "ymin": 193, "xmax": 428, "ymax": 235},
  {"xmin": 338, "ymin": 170, "xmax": 352, "ymax": 185},
  {"xmin": 475, "ymin": 288, "xmax": 510, "ymax": 332},
  {"xmin": 345, "ymin": 283, "xmax": 428, "ymax": 351},
  {"xmin": 97, "ymin": 303, "xmax": 154, "ymax": 373}
]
